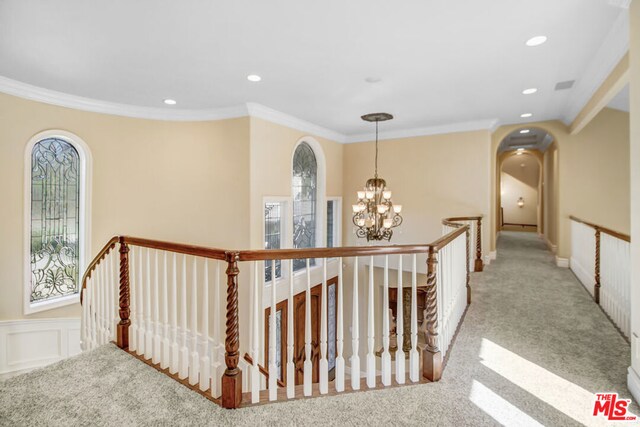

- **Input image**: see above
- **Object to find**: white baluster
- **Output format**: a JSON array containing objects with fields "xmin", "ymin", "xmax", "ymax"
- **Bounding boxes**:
[
  {"xmin": 395, "ymin": 255, "xmax": 405, "ymax": 384},
  {"xmin": 169, "ymin": 253, "xmax": 179, "ymax": 374},
  {"xmin": 351, "ymin": 257, "xmax": 360, "ymax": 390},
  {"xmin": 335, "ymin": 257, "xmax": 345, "ymax": 392},
  {"xmin": 410, "ymin": 254, "xmax": 419, "ymax": 382},
  {"xmin": 144, "ymin": 248, "xmax": 153, "ymax": 360},
  {"xmin": 99, "ymin": 261, "xmax": 106, "ymax": 344},
  {"xmin": 304, "ymin": 258, "xmax": 312, "ymax": 396},
  {"xmin": 129, "ymin": 247, "xmax": 137, "ymax": 353},
  {"xmin": 210, "ymin": 261, "xmax": 222, "ymax": 398},
  {"xmin": 153, "ymin": 250, "xmax": 162, "ymax": 364},
  {"xmin": 81, "ymin": 282, "xmax": 88, "ymax": 351},
  {"xmin": 287, "ymin": 260, "xmax": 295, "ymax": 398},
  {"xmin": 319, "ymin": 261, "xmax": 328, "ymax": 394},
  {"xmin": 179, "ymin": 255, "xmax": 189, "ymax": 379},
  {"xmin": 367, "ymin": 256, "xmax": 376, "ymax": 388},
  {"xmin": 162, "ymin": 252, "xmax": 170, "ymax": 369},
  {"xmin": 137, "ymin": 247, "xmax": 146, "ymax": 356},
  {"xmin": 199, "ymin": 259, "xmax": 210, "ymax": 392},
  {"xmin": 89, "ymin": 281, "xmax": 96, "ymax": 349},
  {"xmin": 189, "ymin": 257, "xmax": 200, "ymax": 385},
  {"xmin": 251, "ymin": 262, "xmax": 261, "ymax": 403},
  {"xmin": 269, "ymin": 260, "xmax": 278, "ymax": 401},
  {"xmin": 107, "ymin": 251, "xmax": 113, "ymax": 341},
  {"xmin": 381, "ymin": 255, "xmax": 391, "ymax": 386},
  {"xmin": 112, "ymin": 250, "xmax": 118, "ymax": 341}
]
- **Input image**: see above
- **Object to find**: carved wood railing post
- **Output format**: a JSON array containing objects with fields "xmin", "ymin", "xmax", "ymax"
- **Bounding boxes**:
[
  {"xmin": 594, "ymin": 229, "xmax": 601, "ymax": 304},
  {"xmin": 474, "ymin": 217, "xmax": 483, "ymax": 272},
  {"xmin": 117, "ymin": 237, "xmax": 131, "ymax": 349},
  {"xmin": 222, "ymin": 251, "xmax": 242, "ymax": 409},
  {"xmin": 465, "ymin": 226, "xmax": 471, "ymax": 304},
  {"xmin": 422, "ymin": 247, "xmax": 442, "ymax": 381}
]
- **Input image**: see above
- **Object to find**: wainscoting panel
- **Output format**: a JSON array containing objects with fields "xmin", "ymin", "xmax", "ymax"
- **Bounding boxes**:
[{"xmin": 0, "ymin": 318, "xmax": 81, "ymax": 379}]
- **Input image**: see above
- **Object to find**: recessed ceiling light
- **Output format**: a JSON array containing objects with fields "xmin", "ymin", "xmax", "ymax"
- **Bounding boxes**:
[
  {"xmin": 522, "ymin": 88, "xmax": 538, "ymax": 95},
  {"xmin": 520, "ymin": 113, "xmax": 533, "ymax": 118},
  {"xmin": 526, "ymin": 36, "xmax": 548, "ymax": 47},
  {"xmin": 163, "ymin": 99, "xmax": 177, "ymax": 105},
  {"xmin": 247, "ymin": 74, "xmax": 262, "ymax": 82},
  {"xmin": 520, "ymin": 129, "xmax": 530, "ymax": 134}
]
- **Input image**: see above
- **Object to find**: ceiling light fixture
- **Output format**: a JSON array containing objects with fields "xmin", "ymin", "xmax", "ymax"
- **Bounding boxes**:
[
  {"xmin": 520, "ymin": 129, "xmax": 530, "ymax": 134},
  {"xmin": 352, "ymin": 113, "xmax": 402, "ymax": 241},
  {"xmin": 520, "ymin": 113, "xmax": 533, "ymax": 118},
  {"xmin": 526, "ymin": 36, "xmax": 548, "ymax": 47},
  {"xmin": 522, "ymin": 88, "xmax": 538, "ymax": 95},
  {"xmin": 163, "ymin": 99, "xmax": 177, "ymax": 105},
  {"xmin": 517, "ymin": 148, "xmax": 525, "ymax": 152},
  {"xmin": 247, "ymin": 74, "xmax": 262, "ymax": 82}
]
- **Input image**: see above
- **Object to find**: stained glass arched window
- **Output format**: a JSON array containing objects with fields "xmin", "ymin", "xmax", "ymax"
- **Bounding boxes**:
[
  {"xmin": 292, "ymin": 142, "xmax": 317, "ymax": 271},
  {"xmin": 30, "ymin": 138, "xmax": 81, "ymax": 303}
]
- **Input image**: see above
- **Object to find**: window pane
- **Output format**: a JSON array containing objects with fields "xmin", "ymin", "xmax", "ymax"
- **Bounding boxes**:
[
  {"xmin": 265, "ymin": 202, "xmax": 282, "ymax": 282},
  {"xmin": 292, "ymin": 143, "xmax": 317, "ymax": 271},
  {"xmin": 327, "ymin": 200, "xmax": 334, "ymax": 248},
  {"xmin": 30, "ymin": 138, "xmax": 80, "ymax": 303}
]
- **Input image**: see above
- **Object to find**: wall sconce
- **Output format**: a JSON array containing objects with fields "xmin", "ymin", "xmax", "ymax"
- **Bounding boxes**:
[{"xmin": 517, "ymin": 197, "xmax": 525, "ymax": 208}]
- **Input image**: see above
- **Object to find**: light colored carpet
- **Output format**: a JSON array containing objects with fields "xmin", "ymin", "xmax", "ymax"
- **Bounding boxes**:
[{"xmin": 1, "ymin": 232, "xmax": 637, "ymax": 426}]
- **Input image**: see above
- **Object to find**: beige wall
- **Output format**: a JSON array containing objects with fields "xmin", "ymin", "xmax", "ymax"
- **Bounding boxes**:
[
  {"xmin": 0, "ymin": 92, "xmax": 251, "ymax": 321},
  {"xmin": 500, "ymin": 154, "xmax": 539, "ymax": 226},
  {"xmin": 543, "ymin": 143, "xmax": 559, "ymax": 247},
  {"xmin": 628, "ymin": 0, "xmax": 640, "ymax": 394}
]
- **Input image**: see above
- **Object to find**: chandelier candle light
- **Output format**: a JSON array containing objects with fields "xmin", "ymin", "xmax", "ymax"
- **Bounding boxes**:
[{"xmin": 352, "ymin": 113, "xmax": 403, "ymax": 241}]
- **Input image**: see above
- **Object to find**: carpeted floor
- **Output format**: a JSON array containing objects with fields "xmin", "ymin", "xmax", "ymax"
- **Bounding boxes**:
[{"xmin": 1, "ymin": 232, "xmax": 637, "ymax": 426}]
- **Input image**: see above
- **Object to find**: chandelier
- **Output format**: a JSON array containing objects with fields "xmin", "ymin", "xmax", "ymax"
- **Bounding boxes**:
[{"xmin": 352, "ymin": 113, "xmax": 403, "ymax": 241}]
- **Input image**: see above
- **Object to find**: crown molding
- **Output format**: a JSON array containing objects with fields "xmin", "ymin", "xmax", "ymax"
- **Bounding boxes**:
[
  {"xmin": 0, "ymin": 75, "xmax": 249, "ymax": 122},
  {"xmin": 246, "ymin": 102, "xmax": 347, "ymax": 143},
  {"xmin": 562, "ymin": 9, "xmax": 629, "ymax": 125},
  {"xmin": 344, "ymin": 118, "xmax": 499, "ymax": 143}
]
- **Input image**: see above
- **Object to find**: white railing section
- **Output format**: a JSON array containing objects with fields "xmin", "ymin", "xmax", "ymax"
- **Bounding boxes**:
[
  {"xmin": 570, "ymin": 220, "xmax": 596, "ymax": 296},
  {"xmin": 81, "ymin": 246, "xmax": 227, "ymax": 398},
  {"xmin": 600, "ymin": 233, "xmax": 631, "ymax": 338},
  {"xmin": 438, "ymin": 227, "xmax": 468, "ymax": 357}
]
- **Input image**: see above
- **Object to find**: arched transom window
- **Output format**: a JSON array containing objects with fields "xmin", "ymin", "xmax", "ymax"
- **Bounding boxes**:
[
  {"xmin": 29, "ymin": 137, "xmax": 82, "ymax": 304},
  {"xmin": 292, "ymin": 142, "xmax": 317, "ymax": 270}
]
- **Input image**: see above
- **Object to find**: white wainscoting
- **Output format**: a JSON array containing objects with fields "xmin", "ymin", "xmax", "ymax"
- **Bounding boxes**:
[{"xmin": 0, "ymin": 318, "xmax": 81, "ymax": 379}]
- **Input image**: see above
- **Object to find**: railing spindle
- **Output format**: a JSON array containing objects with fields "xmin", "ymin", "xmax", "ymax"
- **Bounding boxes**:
[
  {"xmin": 169, "ymin": 252, "xmax": 179, "ymax": 374},
  {"xmin": 423, "ymin": 247, "xmax": 442, "ymax": 381},
  {"xmin": 351, "ymin": 256, "xmax": 360, "ymax": 390},
  {"xmin": 367, "ymin": 256, "xmax": 375, "ymax": 388},
  {"xmin": 250, "ymin": 262, "xmax": 260, "ymax": 403},
  {"xmin": 395, "ymin": 255, "xmax": 405, "ymax": 384},
  {"xmin": 200, "ymin": 259, "xmax": 210, "ymax": 392},
  {"xmin": 162, "ymin": 252, "xmax": 170, "ymax": 369},
  {"xmin": 269, "ymin": 259, "xmax": 277, "ymax": 401},
  {"xmin": 409, "ymin": 254, "xmax": 419, "ymax": 382},
  {"xmin": 144, "ymin": 248, "xmax": 153, "ymax": 359},
  {"xmin": 129, "ymin": 248, "xmax": 137, "ymax": 352},
  {"xmin": 303, "ymin": 258, "xmax": 312, "ymax": 397},
  {"xmin": 221, "ymin": 251, "xmax": 242, "ymax": 409},
  {"xmin": 189, "ymin": 257, "xmax": 200, "ymax": 385},
  {"xmin": 381, "ymin": 255, "xmax": 391, "ymax": 386},
  {"xmin": 179, "ymin": 254, "xmax": 189, "ymax": 379},
  {"xmin": 319, "ymin": 261, "xmax": 328, "ymax": 394},
  {"xmin": 153, "ymin": 250, "xmax": 161, "ymax": 364},
  {"xmin": 211, "ymin": 261, "xmax": 223, "ymax": 398},
  {"xmin": 335, "ymin": 257, "xmax": 345, "ymax": 392},
  {"xmin": 474, "ymin": 218, "xmax": 483, "ymax": 272},
  {"xmin": 137, "ymin": 247, "xmax": 145, "ymax": 356},
  {"xmin": 287, "ymin": 259, "xmax": 295, "ymax": 398}
]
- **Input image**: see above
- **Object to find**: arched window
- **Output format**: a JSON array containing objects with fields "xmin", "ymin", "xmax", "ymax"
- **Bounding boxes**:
[
  {"xmin": 25, "ymin": 132, "xmax": 90, "ymax": 313},
  {"xmin": 292, "ymin": 142, "xmax": 317, "ymax": 270}
]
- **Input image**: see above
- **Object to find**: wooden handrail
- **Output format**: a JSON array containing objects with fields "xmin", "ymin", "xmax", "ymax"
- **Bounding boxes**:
[
  {"xmin": 243, "ymin": 353, "xmax": 285, "ymax": 388},
  {"xmin": 442, "ymin": 215, "xmax": 483, "ymax": 223},
  {"xmin": 569, "ymin": 216, "xmax": 630, "ymax": 242},
  {"xmin": 238, "ymin": 244, "xmax": 433, "ymax": 262},
  {"xmin": 80, "ymin": 236, "xmax": 119, "ymax": 304},
  {"xmin": 122, "ymin": 236, "xmax": 228, "ymax": 260},
  {"xmin": 431, "ymin": 225, "xmax": 469, "ymax": 251}
]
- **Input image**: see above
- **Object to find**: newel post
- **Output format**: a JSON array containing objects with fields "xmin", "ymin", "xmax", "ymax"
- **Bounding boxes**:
[
  {"xmin": 594, "ymin": 229, "xmax": 601, "ymax": 304},
  {"xmin": 474, "ymin": 217, "xmax": 484, "ymax": 272},
  {"xmin": 423, "ymin": 247, "xmax": 442, "ymax": 381},
  {"xmin": 116, "ymin": 237, "xmax": 131, "ymax": 349},
  {"xmin": 465, "ymin": 226, "xmax": 471, "ymax": 304},
  {"xmin": 222, "ymin": 251, "xmax": 242, "ymax": 409}
]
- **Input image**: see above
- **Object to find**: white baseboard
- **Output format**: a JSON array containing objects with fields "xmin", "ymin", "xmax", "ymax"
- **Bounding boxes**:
[
  {"xmin": 555, "ymin": 257, "xmax": 569, "ymax": 268},
  {"xmin": 543, "ymin": 236, "xmax": 557, "ymax": 253},
  {"xmin": 569, "ymin": 257, "xmax": 595, "ymax": 296},
  {"xmin": 0, "ymin": 318, "xmax": 81, "ymax": 379},
  {"xmin": 629, "ymin": 366, "xmax": 640, "ymax": 405},
  {"xmin": 484, "ymin": 251, "xmax": 497, "ymax": 266}
]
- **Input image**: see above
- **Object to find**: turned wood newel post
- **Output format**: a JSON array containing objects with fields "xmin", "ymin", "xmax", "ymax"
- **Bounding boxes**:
[
  {"xmin": 594, "ymin": 229, "xmax": 601, "ymax": 304},
  {"xmin": 222, "ymin": 251, "xmax": 242, "ymax": 409},
  {"xmin": 465, "ymin": 226, "xmax": 471, "ymax": 304},
  {"xmin": 423, "ymin": 246, "xmax": 442, "ymax": 382},
  {"xmin": 474, "ymin": 217, "xmax": 484, "ymax": 272},
  {"xmin": 117, "ymin": 237, "xmax": 131, "ymax": 349}
]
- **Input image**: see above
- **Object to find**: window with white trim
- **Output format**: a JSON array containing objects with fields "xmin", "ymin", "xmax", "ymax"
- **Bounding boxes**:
[
  {"xmin": 326, "ymin": 198, "xmax": 341, "ymax": 248},
  {"xmin": 264, "ymin": 201, "xmax": 285, "ymax": 282},
  {"xmin": 292, "ymin": 142, "xmax": 317, "ymax": 271}
]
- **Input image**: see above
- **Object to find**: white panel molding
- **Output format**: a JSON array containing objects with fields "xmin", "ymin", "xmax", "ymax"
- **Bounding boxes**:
[
  {"xmin": 629, "ymin": 366, "xmax": 640, "ymax": 405},
  {"xmin": 344, "ymin": 119, "xmax": 499, "ymax": 144},
  {"xmin": 556, "ymin": 257, "xmax": 570, "ymax": 268},
  {"xmin": 563, "ymin": 10, "xmax": 630, "ymax": 125},
  {"xmin": 0, "ymin": 318, "xmax": 81, "ymax": 379},
  {"xmin": 570, "ymin": 257, "xmax": 595, "ymax": 295}
]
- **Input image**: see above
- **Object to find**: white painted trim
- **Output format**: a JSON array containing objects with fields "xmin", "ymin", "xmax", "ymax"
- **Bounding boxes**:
[
  {"xmin": 23, "ymin": 130, "xmax": 92, "ymax": 315},
  {"xmin": 629, "ymin": 366, "xmax": 640, "ymax": 405},
  {"xmin": 327, "ymin": 196, "xmax": 343, "ymax": 248},
  {"xmin": 570, "ymin": 257, "xmax": 595, "ymax": 296},
  {"xmin": 0, "ymin": 318, "xmax": 81, "ymax": 379},
  {"xmin": 489, "ymin": 251, "xmax": 497, "ymax": 260},
  {"xmin": 563, "ymin": 10, "xmax": 630, "ymax": 124},
  {"xmin": 344, "ymin": 119, "xmax": 499, "ymax": 143},
  {"xmin": 556, "ymin": 257, "xmax": 569, "ymax": 268}
]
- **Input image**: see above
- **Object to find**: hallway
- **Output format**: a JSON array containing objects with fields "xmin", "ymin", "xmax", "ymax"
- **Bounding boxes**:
[{"xmin": 1, "ymin": 232, "xmax": 637, "ymax": 426}]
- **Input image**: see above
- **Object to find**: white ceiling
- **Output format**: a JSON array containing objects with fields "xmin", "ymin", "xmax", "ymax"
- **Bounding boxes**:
[
  {"xmin": 0, "ymin": 0, "xmax": 630, "ymax": 141},
  {"xmin": 607, "ymin": 84, "xmax": 630, "ymax": 112}
]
